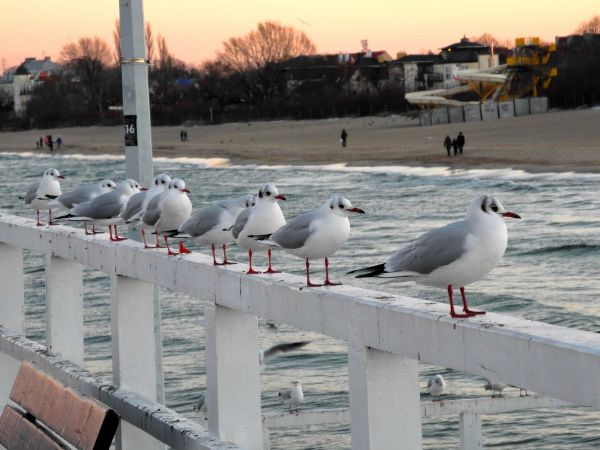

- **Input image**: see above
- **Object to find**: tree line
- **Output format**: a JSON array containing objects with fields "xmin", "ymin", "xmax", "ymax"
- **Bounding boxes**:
[{"xmin": 2, "ymin": 16, "xmax": 600, "ymax": 130}]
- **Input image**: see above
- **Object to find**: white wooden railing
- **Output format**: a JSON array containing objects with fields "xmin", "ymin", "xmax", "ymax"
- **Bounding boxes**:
[{"xmin": 0, "ymin": 212, "xmax": 598, "ymax": 450}]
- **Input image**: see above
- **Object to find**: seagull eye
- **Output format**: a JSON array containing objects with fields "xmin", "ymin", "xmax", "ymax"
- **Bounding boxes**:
[
  {"xmin": 339, "ymin": 204, "xmax": 344, "ymax": 209},
  {"xmin": 266, "ymin": 191, "xmax": 271, "ymax": 196},
  {"xmin": 491, "ymin": 204, "xmax": 498, "ymax": 212},
  {"xmin": 258, "ymin": 192, "xmax": 263, "ymax": 198}
]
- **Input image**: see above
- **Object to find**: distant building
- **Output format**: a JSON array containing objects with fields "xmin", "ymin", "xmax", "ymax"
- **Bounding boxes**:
[{"xmin": 0, "ymin": 57, "xmax": 62, "ymax": 115}]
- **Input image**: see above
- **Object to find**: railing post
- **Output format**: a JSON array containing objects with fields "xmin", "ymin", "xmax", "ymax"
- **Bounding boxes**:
[
  {"xmin": 348, "ymin": 345, "xmax": 422, "ymax": 450},
  {"xmin": 0, "ymin": 244, "xmax": 24, "ymax": 410},
  {"xmin": 459, "ymin": 412, "xmax": 482, "ymax": 450},
  {"xmin": 111, "ymin": 274, "xmax": 164, "ymax": 450},
  {"xmin": 45, "ymin": 255, "xmax": 84, "ymax": 365},
  {"xmin": 205, "ymin": 303, "xmax": 263, "ymax": 450}
]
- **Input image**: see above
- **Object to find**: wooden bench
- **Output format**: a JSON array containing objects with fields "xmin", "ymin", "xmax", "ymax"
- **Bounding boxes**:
[{"xmin": 0, "ymin": 362, "xmax": 119, "ymax": 450}]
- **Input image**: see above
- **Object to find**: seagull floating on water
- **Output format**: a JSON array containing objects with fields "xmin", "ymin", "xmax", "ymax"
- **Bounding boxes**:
[
  {"xmin": 232, "ymin": 184, "xmax": 286, "ymax": 274},
  {"xmin": 178, "ymin": 194, "xmax": 255, "ymax": 265},
  {"xmin": 349, "ymin": 195, "xmax": 520, "ymax": 318},
  {"xmin": 23, "ymin": 168, "xmax": 64, "ymax": 226},
  {"xmin": 253, "ymin": 195, "xmax": 364, "ymax": 286}
]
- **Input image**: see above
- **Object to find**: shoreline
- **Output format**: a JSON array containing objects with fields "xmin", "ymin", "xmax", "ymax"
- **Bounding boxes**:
[{"xmin": 2, "ymin": 108, "xmax": 600, "ymax": 174}]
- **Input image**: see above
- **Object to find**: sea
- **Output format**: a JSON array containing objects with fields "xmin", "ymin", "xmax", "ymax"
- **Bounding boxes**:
[{"xmin": 1, "ymin": 151, "xmax": 599, "ymax": 449}]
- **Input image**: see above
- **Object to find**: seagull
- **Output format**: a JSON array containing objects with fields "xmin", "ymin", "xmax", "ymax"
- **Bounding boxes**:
[
  {"xmin": 428, "ymin": 374, "xmax": 446, "ymax": 401},
  {"xmin": 278, "ymin": 380, "xmax": 304, "ymax": 414},
  {"xmin": 253, "ymin": 195, "xmax": 364, "ymax": 286},
  {"xmin": 122, "ymin": 173, "xmax": 171, "ymax": 247},
  {"xmin": 178, "ymin": 194, "xmax": 255, "ymax": 265},
  {"xmin": 142, "ymin": 178, "xmax": 193, "ymax": 255},
  {"xmin": 52, "ymin": 179, "xmax": 117, "ymax": 234},
  {"xmin": 259, "ymin": 340, "xmax": 311, "ymax": 368},
  {"xmin": 56, "ymin": 179, "xmax": 144, "ymax": 241},
  {"xmin": 484, "ymin": 380, "xmax": 508, "ymax": 398},
  {"xmin": 231, "ymin": 184, "xmax": 286, "ymax": 274},
  {"xmin": 23, "ymin": 168, "xmax": 64, "ymax": 226},
  {"xmin": 193, "ymin": 394, "xmax": 207, "ymax": 415},
  {"xmin": 349, "ymin": 195, "xmax": 521, "ymax": 318}
]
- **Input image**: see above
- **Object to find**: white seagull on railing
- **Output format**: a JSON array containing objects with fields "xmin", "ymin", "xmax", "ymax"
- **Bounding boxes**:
[
  {"xmin": 23, "ymin": 168, "xmax": 64, "ymax": 226},
  {"xmin": 278, "ymin": 380, "xmax": 304, "ymax": 414},
  {"xmin": 427, "ymin": 374, "xmax": 446, "ymax": 401},
  {"xmin": 252, "ymin": 195, "xmax": 364, "ymax": 287},
  {"xmin": 349, "ymin": 195, "xmax": 520, "ymax": 318}
]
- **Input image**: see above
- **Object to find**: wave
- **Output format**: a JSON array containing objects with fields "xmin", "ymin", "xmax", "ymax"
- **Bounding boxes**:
[
  {"xmin": 518, "ymin": 243, "xmax": 600, "ymax": 256},
  {"xmin": 4, "ymin": 151, "xmax": 600, "ymax": 180}
]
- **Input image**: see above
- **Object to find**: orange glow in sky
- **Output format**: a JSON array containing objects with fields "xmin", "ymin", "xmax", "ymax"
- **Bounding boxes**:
[{"xmin": 1, "ymin": 0, "xmax": 598, "ymax": 69}]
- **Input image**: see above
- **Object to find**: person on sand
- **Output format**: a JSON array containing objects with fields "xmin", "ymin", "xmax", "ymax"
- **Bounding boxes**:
[
  {"xmin": 452, "ymin": 138, "xmax": 459, "ymax": 156},
  {"xmin": 340, "ymin": 129, "xmax": 348, "ymax": 148},
  {"xmin": 457, "ymin": 131, "xmax": 465, "ymax": 155},
  {"xmin": 443, "ymin": 135, "xmax": 452, "ymax": 157},
  {"xmin": 56, "ymin": 135, "xmax": 63, "ymax": 149}
]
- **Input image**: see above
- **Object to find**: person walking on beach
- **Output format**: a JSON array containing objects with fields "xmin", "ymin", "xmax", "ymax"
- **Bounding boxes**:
[
  {"xmin": 443, "ymin": 135, "xmax": 452, "ymax": 157},
  {"xmin": 457, "ymin": 131, "xmax": 465, "ymax": 155},
  {"xmin": 340, "ymin": 129, "xmax": 348, "ymax": 148},
  {"xmin": 452, "ymin": 138, "xmax": 459, "ymax": 156},
  {"xmin": 39, "ymin": 137, "xmax": 43, "ymax": 149},
  {"xmin": 56, "ymin": 135, "xmax": 63, "ymax": 149},
  {"xmin": 48, "ymin": 135, "xmax": 54, "ymax": 152}
]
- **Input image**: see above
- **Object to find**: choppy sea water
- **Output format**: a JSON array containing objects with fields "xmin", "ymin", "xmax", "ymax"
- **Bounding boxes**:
[{"xmin": 1, "ymin": 151, "xmax": 599, "ymax": 449}]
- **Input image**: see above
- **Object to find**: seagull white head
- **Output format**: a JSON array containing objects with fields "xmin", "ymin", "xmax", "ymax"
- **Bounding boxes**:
[
  {"xmin": 43, "ymin": 168, "xmax": 64, "ymax": 180},
  {"xmin": 292, "ymin": 380, "xmax": 301, "ymax": 386},
  {"xmin": 257, "ymin": 184, "xmax": 285, "ymax": 202},
  {"xmin": 169, "ymin": 178, "xmax": 190, "ymax": 194},
  {"xmin": 101, "ymin": 179, "xmax": 117, "ymax": 190},
  {"xmin": 433, "ymin": 374, "xmax": 444, "ymax": 386},
  {"xmin": 467, "ymin": 195, "xmax": 521, "ymax": 223},
  {"xmin": 244, "ymin": 194, "xmax": 256, "ymax": 207},
  {"xmin": 323, "ymin": 195, "xmax": 365, "ymax": 217},
  {"xmin": 153, "ymin": 173, "xmax": 171, "ymax": 189},
  {"xmin": 118, "ymin": 179, "xmax": 144, "ymax": 194}
]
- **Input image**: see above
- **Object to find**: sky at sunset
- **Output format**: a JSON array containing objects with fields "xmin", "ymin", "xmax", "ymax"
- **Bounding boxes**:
[{"xmin": 1, "ymin": 0, "xmax": 598, "ymax": 70}]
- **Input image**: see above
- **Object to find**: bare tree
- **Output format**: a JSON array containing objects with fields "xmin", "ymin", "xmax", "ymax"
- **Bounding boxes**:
[
  {"xmin": 575, "ymin": 15, "xmax": 600, "ymax": 34},
  {"xmin": 146, "ymin": 23, "xmax": 155, "ymax": 64},
  {"xmin": 60, "ymin": 36, "xmax": 112, "ymax": 113},
  {"xmin": 217, "ymin": 20, "xmax": 316, "ymax": 72},
  {"xmin": 471, "ymin": 33, "xmax": 512, "ymax": 48}
]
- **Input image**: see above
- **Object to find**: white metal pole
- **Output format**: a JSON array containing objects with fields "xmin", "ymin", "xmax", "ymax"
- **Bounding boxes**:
[
  {"xmin": 45, "ymin": 255, "xmax": 84, "ymax": 365},
  {"xmin": 0, "ymin": 244, "xmax": 24, "ymax": 410},
  {"xmin": 205, "ymin": 303, "xmax": 264, "ymax": 450},
  {"xmin": 348, "ymin": 345, "xmax": 423, "ymax": 450},
  {"xmin": 460, "ymin": 412, "xmax": 483, "ymax": 450}
]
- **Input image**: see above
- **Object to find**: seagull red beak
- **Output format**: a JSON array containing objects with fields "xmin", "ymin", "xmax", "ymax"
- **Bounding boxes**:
[
  {"xmin": 57, "ymin": 175, "xmax": 65, "ymax": 179},
  {"xmin": 181, "ymin": 188, "xmax": 190, "ymax": 193},
  {"xmin": 346, "ymin": 207, "xmax": 365, "ymax": 214},
  {"xmin": 275, "ymin": 194, "xmax": 286, "ymax": 201},
  {"xmin": 140, "ymin": 187, "xmax": 148, "ymax": 191},
  {"xmin": 502, "ymin": 211, "xmax": 521, "ymax": 219}
]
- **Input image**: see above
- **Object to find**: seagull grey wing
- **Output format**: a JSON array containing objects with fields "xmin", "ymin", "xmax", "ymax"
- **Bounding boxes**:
[
  {"xmin": 427, "ymin": 377, "xmax": 433, "ymax": 388},
  {"xmin": 278, "ymin": 390, "xmax": 292, "ymax": 400},
  {"xmin": 72, "ymin": 191, "xmax": 122, "ymax": 219},
  {"xmin": 270, "ymin": 211, "xmax": 319, "ymax": 249},
  {"xmin": 57, "ymin": 185, "xmax": 98, "ymax": 209},
  {"xmin": 24, "ymin": 181, "xmax": 40, "ymax": 204},
  {"xmin": 262, "ymin": 341, "xmax": 311, "ymax": 363},
  {"xmin": 122, "ymin": 191, "xmax": 146, "ymax": 222},
  {"xmin": 193, "ymin": 394, "xmax": 206, "ymax": 412},
  {"xmin": 231, "ymin": 208, "xmax": 252, "ymax": 239},
  {"xmin": 385, "ymin": 221, "xmax": 470, "ymax": 275},
  {"xmin": 181, "ymin": 205, "xmax": 223, "ymax": 237},
  {"xmin": 142, "ymin": 194, "xmax": 163, "ymax": 227}
]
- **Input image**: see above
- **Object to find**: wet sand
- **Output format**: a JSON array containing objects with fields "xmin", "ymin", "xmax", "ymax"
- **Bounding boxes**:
[{"xmin": 1, "ymin": 108, "xmax": 599, "ymax": 173}]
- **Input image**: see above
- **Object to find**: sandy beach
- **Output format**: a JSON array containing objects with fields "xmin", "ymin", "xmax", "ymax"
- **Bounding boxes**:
[{"xmin": 1, "ymin": 108, "xmax": 599, "ymax": 172}]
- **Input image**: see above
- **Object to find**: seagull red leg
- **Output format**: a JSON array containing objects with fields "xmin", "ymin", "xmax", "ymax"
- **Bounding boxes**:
[
  {"xmin": 460, "ymin": 287, "xmax": 486, "ymax": 315},
  {"xmin": 322, "ymin": 257, "xmax": 342, "ymax": 286},
  {"xmin": 85, "ymin": 223, "xmax": 92, "ymax": 235},
  {"xmin": 154, "ymin": 229, "xmax": 162, "ymax": 248},
  {"xmin": 112, "ymin": 225, "xmax": 127, "ymax": 241},
  {"xmin": 264, "ymin": 248, "xmax": 280, "ymax": 274},
  {"xmin": 179, "ymin": 241, "xmax": 192, "ymax": 254},
  {"xmin": 448, "ymin": 285, "xmax": 470, "ymax": 318},
  {"xmin": 36, "ymin": 210, "xmax": 43, "ymax": 226},
  {"xmin": 212, "ymin": 244, "xmax": 223, "ymax": 265},
  {"xmin": 246, "ymin": 249, "xmax": 261, "ymax": 274},
  {"xmin": 165, "ymin": 236, "xmax": 179, "ymax": 256},
  {"xmin": 305, "ymin": 258, "xmax": 321, "ymax": 287},
  {"xmin": 108, "ymin": 225, "xmax": 115, "ymax": 241},
  {"xmin": 47, "ymin": 209, "xmax": 56, "ymax": 226},
  {"xmin": 222, "ymin": 244, "xmax": 235, "ymax": 264}
]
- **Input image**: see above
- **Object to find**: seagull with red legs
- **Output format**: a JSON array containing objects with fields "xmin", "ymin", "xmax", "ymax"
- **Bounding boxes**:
[
  {"xmin": 142, "ymin": 178, "xmax": 193, "ymax": 256},
  {"xmin": 231, "ymin": 184, "xmax": 286, "ymax": 274},
  {"xmin": 56, "ymin": 179, "xmax": 145, "ymax": 241},
  {"xmin": 349, "ymin": 195, "xmax": 520, "ymax": 318},
  {"xmin": 23, "ymin": 168, "xmax": 64, "ymax": 226},
  {"xmin": 52, "ymin": 179, "xmax": 116, "ymax": 234},
  {"xmin": 122, "ymin": 173, "xmax": 171, "ymax": 247},
  {"xmin": 253, "ymin": 195, "xmax": 364, "ymax": 287},
  {"xmin": 177, "ymin": 194, "xmax": 255, "ymax": 265}
]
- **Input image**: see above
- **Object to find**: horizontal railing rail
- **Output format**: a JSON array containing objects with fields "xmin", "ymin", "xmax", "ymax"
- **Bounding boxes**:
[{"xmin": 1, "ymin": 212, "xmax": 599, "ymax": 449}]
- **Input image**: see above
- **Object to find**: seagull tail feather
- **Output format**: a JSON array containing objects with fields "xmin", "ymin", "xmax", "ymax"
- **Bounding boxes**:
[{"xmin": 347, "ymin": 263, "xmax": 386, "ymax": 278}]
